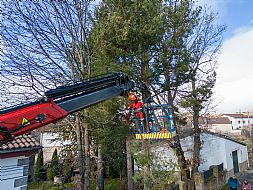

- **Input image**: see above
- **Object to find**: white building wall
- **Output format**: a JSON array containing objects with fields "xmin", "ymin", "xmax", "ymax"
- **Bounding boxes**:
[
  {"xmin": 198, "ymin": 134, "xmax": 226, "ymax": 171},
  {"xmin": 40, "ymin": 132, "xmax": 71, "ymax": 163},
  {"xmin": 180, "ymin": 134, "xmax": 226, "ymax": 172},
  {"xmin": 153, "ymin": 146, "xmax": 178, "ymax": 171},
  {"xmin": 175, "ymin": 133, "xmax": 247, "ymax": 172},
  {"xmin": 0, "ymin": 156, "xmax": 28, "ymax": 190},
  {"xmin": 224, "ymin": 139, "xmax": 248, "ymax": 171},
  {"xmin": 135, "ymin": 144, "xmax": 179, "ymax": 172},
  {"xmin": 40, "ymin": 132, "xmax": 62, "ymax": 163},
  {"xmin": 225, "ymin": 116, "xmax": 253, "ymax": 129},
  {"xmin": 149, "ymin": 133, "xmax": 248, "ymax": 174},
  {"xmin": 209, "ymin": 124, "xmax": 233, "ymax": 134}
]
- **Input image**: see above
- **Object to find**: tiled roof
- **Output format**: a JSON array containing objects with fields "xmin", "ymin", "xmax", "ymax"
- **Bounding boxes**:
[
  {"xmin": 208, "ymin": 117, "xmax": 231, "ymax": 124},
  {"xmin": 205, "ymin": 130, "xmax": 247, "ymax": 146},
  {"xmin": 195, "ymin": 116, "xmax": 231, "ymax": 125},
  {"xmin": 0, "ymin": 134, "xmax": 41, "ymax": 151},
  {"xmin": 180, "ymin": 128, "xmax": 246, "ymax": 146},
  {"xmin": 223, "ymin": 114, "xmax": 253, "ymax": 118}
]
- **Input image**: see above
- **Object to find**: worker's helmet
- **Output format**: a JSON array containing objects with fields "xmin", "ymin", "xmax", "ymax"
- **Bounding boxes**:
[{"xmin": 128, "ymin": 93, "xmax": 138, "ymax": 101}]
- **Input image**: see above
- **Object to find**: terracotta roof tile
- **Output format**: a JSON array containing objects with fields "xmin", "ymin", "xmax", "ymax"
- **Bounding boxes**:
[
  {"xmin": 26, "ymin": 138, "xmax": 32, "ymax": 143},
  {"xmin": 24, "ymin": 142, "xmax": 30, "ymax": 147},
  {"xmin": 21, "ymin": 138, "xmax": 26, "ymax": 143},
  {"xmin": 223, "ymin": 114, "xmax": 253, "ymax": 118},
  {"xmin": 208, "ymin": 117, "xmax": 231, "ymax": 124},
  {"xmin": 1, "ymin": 144, "xmax": 8, "ymax": 150},
  {"xmin": 0, "ymin": 134, "xmax": 41, "ymax": 151},
  {"xmin": 19, "ymin": 142, "xmax": 25, "ymax": 148}
]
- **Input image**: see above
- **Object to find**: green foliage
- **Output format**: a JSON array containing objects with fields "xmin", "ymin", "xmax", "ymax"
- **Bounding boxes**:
[
  {"xmin": 47, "ymin": 168, "xmax": 56, "ymax": 183},
  {"xmin": 93, "ymin": 0, "xmax": 164, "ymax": 51},
  {"xmin": 29, "ymin": 178, "xmax": 123, "ymax": 190},
  {"xmin": 181, "ymin": 72, "xmax": 216, "ymax": 111},
  {"xmin": 86, "ymin": 99, "xmax": 129, "ymax": 178},
  {"xmin": 155, "ymin": 0, "xmax": 202, "ymax": 89},
  {"xmin": 220, "ymin": 183, "xmax": 228, "ymax": 190},
  {"xmin": 28, "ymin": 181, "xmax": 75, "ymax": 190},
  {"xmin": 34, "ymin": 151, "xmax": 45, "ymax": 182},
  {"xmin": 47, "ymin": 149, "xmax": 59, "ymax": 181},
  {"xmin": 62, "ymin": 158, "xmax": 73, "ymax": 183},
  {"xmin": 131, "ymin": 141, "xmax": 176, "ymax": 190},
  {"xmin": 90, "ymin": 0, "xmax": 224, "ymax": 185},
  {"xmin": 91, "ymin": 0, "xmax": 164, "ymax": 82}
]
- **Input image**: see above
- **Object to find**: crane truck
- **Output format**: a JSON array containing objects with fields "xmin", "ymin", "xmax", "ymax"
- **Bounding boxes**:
[{"xmin": 0, "ymin": 72, "xmax": 134, "ymax": 144}]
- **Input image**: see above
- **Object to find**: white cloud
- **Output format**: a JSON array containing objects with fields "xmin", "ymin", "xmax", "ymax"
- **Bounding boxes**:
[{"xmin": 214, "ymin": 28, "xmax": 253, "ymax": 113}]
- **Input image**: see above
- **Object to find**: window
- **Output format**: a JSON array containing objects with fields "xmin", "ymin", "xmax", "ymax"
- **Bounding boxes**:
[{"xmin": 238, "ymin": 121, "xmax": 241, "ymax": 124}]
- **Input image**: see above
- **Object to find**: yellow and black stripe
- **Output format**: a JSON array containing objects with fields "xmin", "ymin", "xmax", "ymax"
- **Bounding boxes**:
[{"xmin": 135, "ymin": 132, "xmax": 175, "ymax": 140}]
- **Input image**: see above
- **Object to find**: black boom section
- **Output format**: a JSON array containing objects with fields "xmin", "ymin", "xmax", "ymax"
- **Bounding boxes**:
[
  {"xmin": 52, "ymin": 72, "xmax": 134, "ymax": 114},
  {"xmin": 56, "ymin": 85, "xmax": 127, "ymax": 114},
  {"xmin": 45, "ymin": 73, "xmax": 121, "ymax": 99},
  {"xmin": 0, "ymin": 73, "xmax": 134, "ymax": 115}
]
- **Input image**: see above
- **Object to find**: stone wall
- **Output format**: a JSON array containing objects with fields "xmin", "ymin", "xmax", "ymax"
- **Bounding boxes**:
[
  {"xmin": 177, "ymin": 161, "xmax": 249, "ymax": 190},
  {"xmin": 204, "ymin": 171, "xmax": 227, "ymax": 190},
  {"xmin": 239, "ymin": 160, "xmax": 248, "ymax": 172},
  {"xmin": 180, "ymin": 166, "xmax": 227, "ymax": 190},
  {"xmin": 225, "ymin": 160, "xmax": 248, "ymax": 180}
]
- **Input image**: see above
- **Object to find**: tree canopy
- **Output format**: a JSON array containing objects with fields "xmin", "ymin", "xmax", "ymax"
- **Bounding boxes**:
[{"xmin": 0, "ymin": 0, "xmax": 225, "ymax": 189}]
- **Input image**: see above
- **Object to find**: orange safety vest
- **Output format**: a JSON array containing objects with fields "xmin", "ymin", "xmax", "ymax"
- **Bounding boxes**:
[{"xmin": 128, "ymin": 101, "xmax": 144, "ymax": 120}]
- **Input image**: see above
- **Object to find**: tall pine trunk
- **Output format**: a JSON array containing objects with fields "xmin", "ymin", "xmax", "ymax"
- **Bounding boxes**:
[
  {"xmin": 97, "ymin": 144, "xmax": 104, "ymax": 190},
  {"xmin": 84, "ymin": 121, "xmax": 91, "ymax": 190},
  {"xmin": 126, "ymin": 136, "xmax": 134, "ymax": 190},
  {"xmin": 167, "ymin": 89, "xmax": 187, "ymax": 179},
  {"xmin": 143, "ymin": 140, "xmax": 150, "ymax": 190},
  {"xmin": 75, "ymin": 116, "xmax": 85, "ymax": 190},
  {"xmin": 192, "ymin": 79, "xmax": 201, "ymax": 171}
]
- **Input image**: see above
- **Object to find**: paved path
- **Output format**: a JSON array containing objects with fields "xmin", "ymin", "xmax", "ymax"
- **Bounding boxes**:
[
  {"xmin": 238, "ymin": 166, "xmax": 253, "ymax": 188},
  {"xmin": 241, "ymin": 168, "xmax": 253, "ymax": 184}
]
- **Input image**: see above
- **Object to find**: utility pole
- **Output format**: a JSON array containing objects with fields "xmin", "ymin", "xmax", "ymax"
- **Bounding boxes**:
[{"xmin": 248, "ymin": 112, "xmax": 251, "ymax": 138}]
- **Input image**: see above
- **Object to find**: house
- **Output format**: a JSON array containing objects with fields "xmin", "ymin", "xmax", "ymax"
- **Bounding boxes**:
[
  {"xmin": 195, "ymin": 114, "xmax": 253, "ymax": 135},
  {"xmin": 33, "ymin": 123, "xmax": 72, "ymax": 163},
  {"xmin": 207, "ymin": 117, "xmax": 237, "ymax": 134},
  {"xmin": 182, "ymin": 132, "xmax": 248, "ymax": 175},
  {"xmin": 0, "ymin": 134, "xmax": 41, "ymax": 190},
  {"xmin": 222, "ymin": 113, "xmax": 253, "ymax": 129},
  {"xmin": 39, "ymin": 131, "xmax": 72, "ymax": 163},
  {"xmin": 150, "ymin": 131, "xmax": 248, "ymax": 177},
  {"xmin": 40, "ymin": 132, "xmax": 63, "ymax": 163}
]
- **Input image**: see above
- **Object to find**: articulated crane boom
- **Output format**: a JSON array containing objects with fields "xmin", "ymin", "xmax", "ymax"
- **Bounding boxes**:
[{"xmin": 0, "ymin": 73, "xmax": 134, "ymax": 143}]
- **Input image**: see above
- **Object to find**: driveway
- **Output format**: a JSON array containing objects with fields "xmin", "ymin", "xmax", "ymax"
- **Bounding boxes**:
[{"xmin": 241, "ymin": 168, "xmax": 253, "ymax": 184}]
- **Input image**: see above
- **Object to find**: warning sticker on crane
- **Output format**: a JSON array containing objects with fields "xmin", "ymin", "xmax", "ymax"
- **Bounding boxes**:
[{"xmin": 22, "ymin": 118, "xmax": 30, "ymax": 126}]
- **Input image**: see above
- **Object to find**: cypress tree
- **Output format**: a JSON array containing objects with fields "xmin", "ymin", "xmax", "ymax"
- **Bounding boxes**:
[
  {"xmin": 47, "ymin": 149, "xmax": 59, "ymax": 181},
  {"xmin": 34, "ymin": 151, "xmax": 45, "ymax": 182}
]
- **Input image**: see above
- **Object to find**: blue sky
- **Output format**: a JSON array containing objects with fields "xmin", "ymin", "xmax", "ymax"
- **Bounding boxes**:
[
  {"xmin": 200, "ymin": 0, "xmax": 253, "ymax": 113},
  {"xmin": 220, "ymin": 0, "xmax": 253, "ymax": 38}
]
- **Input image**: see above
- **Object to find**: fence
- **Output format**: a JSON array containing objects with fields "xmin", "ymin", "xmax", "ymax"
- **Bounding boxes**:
[
  {"xmin": 167, "ymin": 183, "xmax": 179, "ymax": 190},
  {"xmin": 203, "ymin": 163, "xmax": 224, "ymax": 183},
  {"xmin": 182, "ymin": 163, "xmax": 225, "ymax": 190}
]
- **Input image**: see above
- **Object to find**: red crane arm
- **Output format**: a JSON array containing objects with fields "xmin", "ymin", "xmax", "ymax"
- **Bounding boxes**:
[
  {"xmin": 0, "ymin": 72, "xmax": 134, "ymax": 143},
  {"xmin": 0, "ymin": 99, "xmax": 68, "ymax": 141}
]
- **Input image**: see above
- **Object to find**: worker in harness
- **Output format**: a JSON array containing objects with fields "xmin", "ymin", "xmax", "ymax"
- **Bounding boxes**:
[{"xmin": 128, "ymin": 93, "xmax": 145, "ymax": 133}]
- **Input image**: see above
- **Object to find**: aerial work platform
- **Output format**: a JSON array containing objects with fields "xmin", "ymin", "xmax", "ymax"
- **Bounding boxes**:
[
  {"xmin": 135, "ymin": 131, "xmax": 175, "ymax": 140},
  {"xmin": 133, "ymin": 103, "xmax": 176, "ymax": 140}
]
